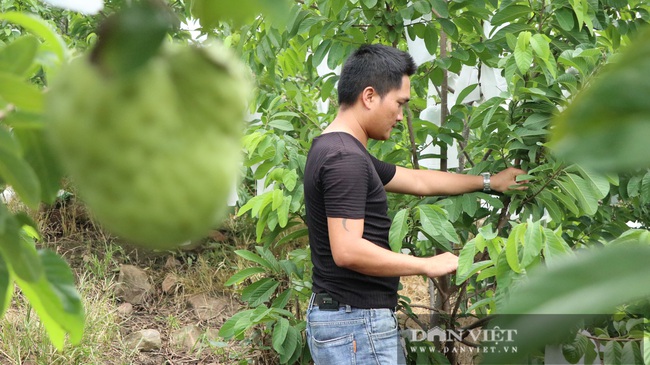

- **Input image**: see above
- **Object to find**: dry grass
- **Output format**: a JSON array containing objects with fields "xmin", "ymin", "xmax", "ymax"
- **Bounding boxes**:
[{"xmin": 0, "ymin": 192, "xmax": 263, "ymax": 365}]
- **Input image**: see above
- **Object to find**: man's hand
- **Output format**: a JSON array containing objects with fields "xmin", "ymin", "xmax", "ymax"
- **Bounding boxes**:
[
  {"xmin": 490, "ymin": 167, "xmax": 528, "ymax": 193},
  {"xmin": 423, "ymin": 252, "xmax": 459, "ymax": 278}
]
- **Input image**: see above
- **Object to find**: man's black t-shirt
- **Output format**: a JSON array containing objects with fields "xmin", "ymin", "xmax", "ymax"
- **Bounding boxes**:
[{"xmin": 304, "ymin": 132, "xmax": 398, "ymax": 309}]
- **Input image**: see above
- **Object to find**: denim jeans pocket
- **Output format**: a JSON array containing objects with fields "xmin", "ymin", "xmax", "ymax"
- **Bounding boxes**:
[
  {"xmin": 309, "ymin": 331, "xmax": 356, "ymax": 365},
  {"xmin": 369, "ymin": 309, "xmax": 398, "ymax": 338}
]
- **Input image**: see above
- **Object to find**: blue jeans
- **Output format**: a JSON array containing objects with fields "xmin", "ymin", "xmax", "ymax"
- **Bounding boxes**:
[{"xmin": 306, "ymin": 293, "xmax": 407, "ymax": 365}]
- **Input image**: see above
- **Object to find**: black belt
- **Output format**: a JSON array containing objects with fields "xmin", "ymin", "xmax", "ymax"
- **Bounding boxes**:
[
  {"xmin": 313, "ymin": 293, "xmax": 396, "ymax": 312},
  {"xmin": 313, "ymin": 293, "xmax": 346, "ymax": 311}
]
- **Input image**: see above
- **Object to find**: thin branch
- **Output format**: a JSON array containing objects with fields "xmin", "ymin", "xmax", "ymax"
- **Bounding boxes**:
[
  {"xmin": 430, "ymin": 276, "xmax": 443, "ymax": 295},
  {"xmin": 459, "ymin": 315, "xmax": 496, "ymax": 331},
  {"xmin": 399, "ymin": 308, "xmax": 430, "ymax": 330},
  {"xmin": 406, "ymin": 104, "xmax": 420, "ymax": 170},
  {"xmin": 520, "ymin": 166, "xmax": 564, "ymax": 206},
  {"xmin": 497, "ymin": 196, "xmax": 512, "ymax": 230},
  {"xmin": 451, "ymin": 281, "xmax": 468, "ymax": 318},
  {"xmin": 582, "ymin": 334, "xmax": 642, "ymax": 343},
  {"xmin": 407, "ymin": 303, "xmax": 448, "ymax": 314},
  {"xmin": 463, "ymin": 151, "xmax": 475, "ymax": 168},
  {"xmin": 481, "ymin": 149, "xmax": 493, "ymax": 162}
]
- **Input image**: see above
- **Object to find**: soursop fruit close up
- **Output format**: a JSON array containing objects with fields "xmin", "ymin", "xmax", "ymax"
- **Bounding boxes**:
[{"xmin": 46, "ymin": 42, "xmax": 252, "ymax": 249}]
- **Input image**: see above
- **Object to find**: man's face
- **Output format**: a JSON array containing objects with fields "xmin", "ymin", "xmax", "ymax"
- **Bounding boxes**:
[{"xmin": 368, "ymin": 75, "xmax": 411, "ymax": 140}]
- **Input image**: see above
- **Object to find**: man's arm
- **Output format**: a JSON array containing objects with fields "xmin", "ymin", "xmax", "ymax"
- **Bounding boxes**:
[
  {"xmin": 328, "ymin": 216, "xmax": 458, "ymax": 278},
  {"xmin": 385, "ymin": 166, "xmax": 527, "ymax": 196}
]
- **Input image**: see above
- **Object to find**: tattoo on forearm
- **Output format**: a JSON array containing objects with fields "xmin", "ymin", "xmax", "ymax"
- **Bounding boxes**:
[{"xmin": 342, "ymin": 219, "xmax": 349, "ymax": 232}]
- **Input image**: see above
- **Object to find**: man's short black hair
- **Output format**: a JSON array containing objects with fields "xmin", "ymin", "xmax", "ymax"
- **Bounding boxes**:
[{"xmin": 337, "ymin": 44, "xmax": 417, "ymax": 108}]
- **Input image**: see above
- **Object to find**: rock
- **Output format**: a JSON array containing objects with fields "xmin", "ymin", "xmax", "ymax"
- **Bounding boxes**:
[
  {"xmin": 208, "ymin": 230, "xmax": 227, "ymax": 242},
  {"xmin": 204, "ymin": 327, "xmax": 220, "ymax": 341},
  {"xmin": 124, "ymin": 329, "xmax": 161, "ymax": 352},
  {"xmin": 170, "ymin": 324, "xmax": 202, "ymax": 350},
  {"xmin": 186, "ymin": 293, "xmax": 228, "ymax": 321},
  {"xmin": 115, "ymin": 265, "xmax": 152, "ymax": 305},
  {"xmin": 117, "ymin": 302, "xmax": 133, "ymax": 316},
  {"xmin": 161, "ymin": 273, "xmax": 179, "ymax": 294},
  {"xmin": 164, "ymin": 256, "xmax": 180, "ymax": 269}
]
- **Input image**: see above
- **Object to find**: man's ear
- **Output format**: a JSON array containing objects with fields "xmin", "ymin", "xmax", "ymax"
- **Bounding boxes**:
[{"xmin": 360, "ymin": 86, "xmax": 376, "ymax": 109}]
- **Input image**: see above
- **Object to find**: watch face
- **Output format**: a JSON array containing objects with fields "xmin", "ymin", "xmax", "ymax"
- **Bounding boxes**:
[{"xmin": 482, "ymin": 173, "xmax": 490, "ymax": 191}]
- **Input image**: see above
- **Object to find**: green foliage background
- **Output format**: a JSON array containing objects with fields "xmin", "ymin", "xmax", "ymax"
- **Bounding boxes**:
[{"xmin": 0, "ymin": 0, "xmax": 649, "ymax": 364}]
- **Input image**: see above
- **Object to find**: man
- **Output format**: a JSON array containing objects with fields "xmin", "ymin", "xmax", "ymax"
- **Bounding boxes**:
[{"xmin": 303, "ymin": 44, "xmax": 526, "ymax": 364}]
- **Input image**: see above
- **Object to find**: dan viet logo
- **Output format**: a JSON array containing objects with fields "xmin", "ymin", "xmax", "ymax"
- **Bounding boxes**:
[{"xmin": 402, "ymin": 326, "xmax": 519, "ymax": 354}]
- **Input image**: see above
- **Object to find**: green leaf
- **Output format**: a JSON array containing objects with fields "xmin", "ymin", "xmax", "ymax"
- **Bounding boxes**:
[
  {"xmin": 455, "ymin": 84, "xmax": 479, "ymax": 105},
  {"xmin": 640, "ymin": 171, "xmax": 650, "ymax": 205},
  {"xmin": 272, "ymin": 189, "xmax": 283, "ymax": 210},
  {"xmin": 521, "ymin": 220, "xmax": 543, "ymax": 268},
  {"xmin": 224, "ymin": 267, "xmax": 266, "ymax": 286},
  {"xmin": 550, "ymin": 27, "xmax": 650, "ymax": 171},
  {"xmin": 255, "ymin": 246, "xmax": 281, "ymax": 273},
  {"xmin": 569, "ymin": 165, "xmax": 610, "ymax": 199},
  {"xmin": 562, "ymin": 334, "xmax": 589, "ymax": 364},
  {"xmin": 234, "ymin": 249, "xmax": 273, "ymax": 270},
  {"xmin": 430, "ymin": 0, "xmax": 449, "ymax": 18},
  {"xmin": 0, "ymin": 253, "xmax": 12, "ymax": 318},
  {"xmin": 312, "ymin": 39, "xmax": 332, "ymax": 68},
  {"xmin": 389, "ymin": 209, "xmax": 409, "ymax": 252},
  {"xmin": 0, "ymin": 72, "xmax": 43, "ymax": 113},
  {"xmin": 604, "ymin": 341, "xmax": 623, "ymax": 365},
  {"xmin": 537, "ymin": 193, "xmax": 563, "ymax": 224},
  {"xmin": 438, "ymin": 19, "xmax": 457, "ymax": 39},
  {"xmin": 0, "ymin": 125, "xmax": 21, "ymax": 156},
  {"xmin": 621, "ymin": 341, "xmax": 642, "ymax": 365},
  {"xmin": 13, "ymin": 128, "xmax": 63, "ymax": 204},
  {"xmin": 15, "ymin": 250, "xmax": 84, "ymax": 350},
  {"xmin": 643, "ymin": 332, "xmax": 650, "ymax": 364},
  {"xmin": 456, "ymin": 237, "xmax": 477, "ymax": 283},
  {"xmin": 514, "ymin": 31, "xmax": 533, "ymax": 74},
  {"xmin": 282, "ymin": 169, "xmax": 298, "ymax": 191},
  {"xmin": 412, "ymin": 0, "xmax": 430, "ymax": 15},
  {"xmin": 0, "ymin": 209, "xmax": 43, "ymax": 282},
  {"xmin": 327, "ymin": 41, "xmax": 345, "ymax": 70},
  {"xmin": 0, "ymin": 12, "xmax": 67, "ymax": 63},
  {"xmin": 555, "ymin": 8, "xmax": 575, "ymax": 31},
  {"xmin": 275, "ymin": 227, "xmax": 308, "ymax": 247},
  {"xmin": 269, "ymin": 119, "xmax": 294, "ymax": 131},
  {"xmin": 549, "ymin": 188, "xmax": 580, "ymax": 216},
  {"xmin": 459, "ymin": 260, "xmax": 493, "ymax": 285},
  {"xmin": 272, "ymin": 317, "xmax": 290, "ymax": 354},
  {"xmin": 0, "ymin": 35, "xmax": 39, "ymax": 76},
  {"xmin": 279, "ymin": 325, "xmax": 300, "ymax": 364},
  {"xmin": 423, "ymin": 25, "xmax": 439, "ymax": 56},
  {"xmin": 542, "ymin": 228, "xmax": 573, "ymax": 266},
  {"xmin": 238, "ymin": 192, "xmax": 272, "ymax": 218},
  {"xmin": 361, "ymin": 0, "xmax": 378, "ymax": 8},
  {"xmin": 277, "ymin": 197, "xmax": 291, "ymax": 228},
  {"xmin": 240, "ymin": 277, "xmax": 279, "ymax": 307},
  {"xmin": 530, "ymin": 34, "xmax": 550, "ymax": 60},
  {"xmin": 558, "ymin": 173, "xmax": 599, "ymax": 215},
  {"xmin": 271, "ymin": 288, "xmax": 292, "ymax": 309},
  {"xmin": 505, "ymin": 224, "xmax": 525, "ymax": 273},
  {"xmin": 476, "ymin": 266, "xmax": 497, "ymax": 281},
  {"xmin": 490, "ymin": 5, "xmax": 533, "ymax": 26},
  {"xmin": 466, "ymin": 296, "xmax": 495, "ymax": 313},
  {"xmin": 486, "ymin": 243, "xmax": 650, "ymax": 363},
  {"xmin": 219, "ymin": 309, "xmax": 254, "ymax": 339},
  {"xmin": 418, "ymin": 205, "xmax": 459, "ymax": 244},
  {"xmin": 191, "ymin": 0, "xmax": 291, "ymax": 27}
]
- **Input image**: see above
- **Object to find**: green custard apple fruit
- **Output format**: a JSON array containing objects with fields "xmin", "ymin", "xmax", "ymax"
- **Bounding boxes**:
[{"xmin": 46, "ymin": 42, "xmax": 251, "ymax": 249}]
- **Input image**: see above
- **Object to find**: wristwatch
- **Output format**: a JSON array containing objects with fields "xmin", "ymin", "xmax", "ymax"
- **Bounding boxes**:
[{"xmin": 481, "ymin": 172, "xmax": 491, "ymax": 192}]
